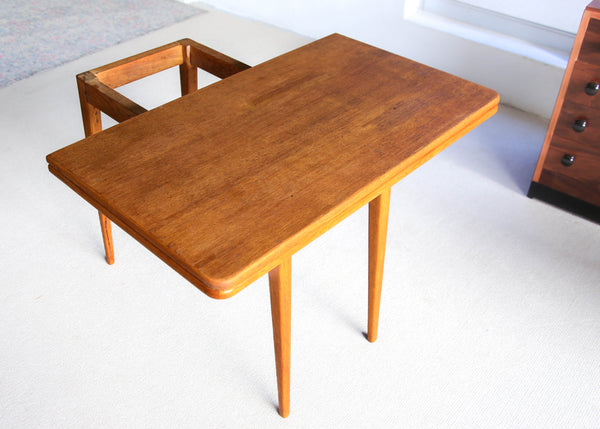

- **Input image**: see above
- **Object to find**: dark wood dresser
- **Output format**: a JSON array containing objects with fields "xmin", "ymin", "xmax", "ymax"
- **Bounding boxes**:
[{"xmin": 529, "ymin": 0, "xmax": 600, "ymax": 222}]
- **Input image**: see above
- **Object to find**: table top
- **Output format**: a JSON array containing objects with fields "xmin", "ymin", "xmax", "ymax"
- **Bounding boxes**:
[{"xmin": 47, "ymin": 34, "xmax": 499, "ymax": 299}]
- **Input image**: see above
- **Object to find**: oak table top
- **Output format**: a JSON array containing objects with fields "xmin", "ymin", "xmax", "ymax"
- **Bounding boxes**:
[
  {"xmin": 48, "ymin": 33, "xmax": 498, "ymax": 417},
  {"xmin": 48, "ymin": 34, "xmax": 498, "ymax": 299}
]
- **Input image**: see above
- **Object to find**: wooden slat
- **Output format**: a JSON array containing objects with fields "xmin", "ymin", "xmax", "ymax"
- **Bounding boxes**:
[
  {"xmin": 78, "ymin": 72, "xmax": 147, "ymax": 122},
  {"xmin": 94, "ymin": 43, "xmax": 185, "ymax": 88},
  {"xmin": 188, "ymin": 39, "xmax": 251, "ymax": 78}
]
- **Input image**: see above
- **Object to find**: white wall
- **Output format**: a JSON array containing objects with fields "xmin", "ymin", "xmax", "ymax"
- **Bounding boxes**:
[
  {"xmin": 454, "ymin": 0, "xmax": 587, "ymax": 33},
  {"xmin": 193, "ymin": 0, "xmax": 573, "ymax": 118}
]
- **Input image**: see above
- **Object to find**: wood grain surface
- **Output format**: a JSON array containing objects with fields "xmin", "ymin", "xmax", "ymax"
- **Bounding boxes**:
[
  {"xmin": 539, "ymin": 135, "xmax": 600, "ymax": 205},
  {"xmin": 532, "ymin": 1, "xmax": 600, "ymax": 208},
  {"xmin": 48, "ymin": 34, "xmax": 499, "ymax": 299}
]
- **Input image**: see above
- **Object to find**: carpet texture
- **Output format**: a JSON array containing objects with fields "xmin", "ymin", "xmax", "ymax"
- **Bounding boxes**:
[{"xmin": 0, "ymin": 0, "xmax": 204, "ymax": 87}]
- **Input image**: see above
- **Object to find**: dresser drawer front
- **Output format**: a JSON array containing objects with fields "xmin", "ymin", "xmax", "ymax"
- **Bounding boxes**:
[
  {"xmin": 554, "ymin": 100, "xmax": 600, "ymax": 148},
  {"xmin": 532, "ymin": 5, "xmax": 600, "ymax": 210},
  {"xmin": 539, "ymin": 138, "xmax": 600, "ymax": 206},
  {"xmin": 579, "ymin": 18, "xmax": 600, "ymax": 63},
  {"xmin": 565, "ymin": 61, "xmax": 600, "ymax": 108}
]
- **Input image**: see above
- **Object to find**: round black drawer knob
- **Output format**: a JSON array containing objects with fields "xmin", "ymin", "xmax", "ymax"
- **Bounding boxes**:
[
  {"xmin": 561, "ymin": 154, "xmax": 575, "ymax": 167},
  {"xmin": 572, "ymin": 119, "xmax": 587, "ymax": 132},
  {"xmin": 585, "ymin": 81, "xmax": 600, "ymax": 96}
]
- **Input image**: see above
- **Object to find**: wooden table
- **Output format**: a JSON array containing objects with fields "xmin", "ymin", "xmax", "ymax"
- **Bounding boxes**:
[{"xmin": 47, "ymin": 34, "xmax": 499, "ymax": 417}]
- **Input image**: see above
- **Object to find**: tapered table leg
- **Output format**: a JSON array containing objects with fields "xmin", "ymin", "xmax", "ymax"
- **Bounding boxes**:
[
  {"xmin": 269, "ymin": 258, "xmax": 291, "ymax": 418},
  {"xmin": 78, "ymin": 77, "xmax": 115, "ymax": 266},
  {"xmin": 367, "ymin": 188, "xmax": 391, "ymax": 343},
  {"xmin": 99, "ymin": 212, "xmax": 115, "ymax": 265}
]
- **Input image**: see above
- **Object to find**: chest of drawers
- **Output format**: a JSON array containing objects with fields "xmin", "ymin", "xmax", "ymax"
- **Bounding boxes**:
[{"xmin": 529, "ymin": 0, "xmax": 600, "ymax": 221}]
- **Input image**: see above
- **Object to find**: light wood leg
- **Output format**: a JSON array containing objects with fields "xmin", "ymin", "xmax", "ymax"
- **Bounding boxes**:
[
  {"xmin": 269, "ymin": 258, "xmax": 291, "ymax": 418},
  {"xmin": 77, "ymin": 77, "xmax": 115, "ymax": 265},
  {"xmin": 76, "ymin": 77, "xmax": 102, "ymax": 137},
  {"xmin": 367, "ymin": 188, "xmax": 391, "ymax": 343},
  {"xmin": 99, "ymin": 212, "xmax": 115, "ymax": 265},
  {"xmin": 179, "ymin": 46, "xmax": 197, "ymax": 96}
]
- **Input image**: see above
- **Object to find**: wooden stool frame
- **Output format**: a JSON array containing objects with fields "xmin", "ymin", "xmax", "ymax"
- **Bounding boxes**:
[{"xmin": 75, "ymin": 38, "xmax": 250, "ymax": 264}]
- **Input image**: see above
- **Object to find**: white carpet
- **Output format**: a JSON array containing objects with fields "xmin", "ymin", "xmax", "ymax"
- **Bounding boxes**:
[{"xmin": 1, "ymin": 4, "xmax": 599, "ymax": 428}]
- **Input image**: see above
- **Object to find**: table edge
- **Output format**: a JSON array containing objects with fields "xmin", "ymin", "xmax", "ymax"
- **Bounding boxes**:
[
  {"xmin": 214, "ymin": 96, "xmax": 500, "ymax": 293},
  {"xmin": 47, "ymin": 91, "xmax": 499, "ymax": 300}
]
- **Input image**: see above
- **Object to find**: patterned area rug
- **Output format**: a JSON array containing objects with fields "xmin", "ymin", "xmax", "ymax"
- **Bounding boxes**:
[{"xmin": 0, "ymin": 0, "xmax": 204, "ymax": 87}]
